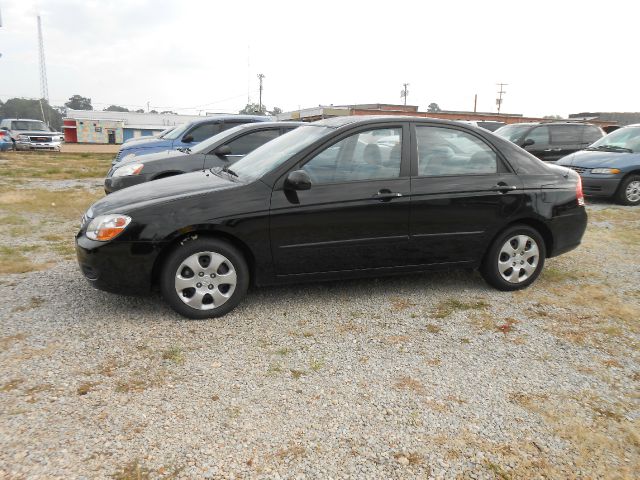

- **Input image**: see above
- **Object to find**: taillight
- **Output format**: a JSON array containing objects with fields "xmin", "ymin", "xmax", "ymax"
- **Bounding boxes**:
[
  {"xmin": 576, "ymin": 175, "xmax": 585, "ymax": 206},
  {"xmin": 0, "ymin": 131, "xmax": 5, "ymax": 138}
]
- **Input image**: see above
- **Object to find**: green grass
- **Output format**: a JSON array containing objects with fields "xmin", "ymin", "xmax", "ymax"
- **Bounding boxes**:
[{"xmin": 0, "ymin": 151, "xmax": 113, "ymax": 180}]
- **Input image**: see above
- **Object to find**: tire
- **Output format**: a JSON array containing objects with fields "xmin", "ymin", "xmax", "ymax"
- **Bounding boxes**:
[
  {"xmin": 160, "ymin": 237, "xmax": 249, "ymax": 319},
  {"xmin": 480, "ymin": 225, "xmax": 546, "ymax": 291},
  {"xmin": 615, "ymin": 174, "xmax": 640, "ymax": 206}
]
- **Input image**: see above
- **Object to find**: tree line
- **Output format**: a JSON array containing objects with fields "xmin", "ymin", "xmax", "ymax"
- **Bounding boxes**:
[{"xmin": 0, "ymin": 94, "xmax": 285, "ymax": 131}]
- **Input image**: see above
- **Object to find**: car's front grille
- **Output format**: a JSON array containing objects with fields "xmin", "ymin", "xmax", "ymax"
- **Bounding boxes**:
[
  {"xmin": 29, "ymin": 136, "xmax": 52, "ymax": 142},
  {"xmin": 570, "ymin": 166, "xmax": 591, "ymax": 175}
]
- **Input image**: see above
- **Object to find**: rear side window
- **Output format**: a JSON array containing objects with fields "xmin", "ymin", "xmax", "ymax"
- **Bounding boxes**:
[
  {"xmin": 583, "ymin": 125, "xmax": 603, "ymax": 144},
  {"xmin": 550, "ymin": 125, "xmax": 583, "ymax": 145},
  {"xmin": 416, "ymin": 126, "xmax": 498, "ymax": 176},
  {"xmin": 224, "ymin": 129, "xmax": 280, "ymax": 156}
]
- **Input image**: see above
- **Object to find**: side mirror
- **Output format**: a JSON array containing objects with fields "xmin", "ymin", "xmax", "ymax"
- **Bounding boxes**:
[
  {"xmin": 0, "ymin": 127, "xmax": 8, "ymax": 131},
  {"xmin": 214, "ymin": 145, "xmax": 232, "ymax": 156},
  {"xmin": 182, "ymin": 134, "xmax": 194, "ymax": 143},
  {"xmin": 522, "ymin": 138, "xmax": 535, "ymax": 148},
  {"xmin": 284, "ymin": 170, "xmax": 311, "ymax": 191}
]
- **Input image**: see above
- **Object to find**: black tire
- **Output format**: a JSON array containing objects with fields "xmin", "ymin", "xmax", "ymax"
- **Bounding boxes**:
[
  {"xmin": 480, "ymin": 225, "xmax": 546, "ymax": 291},
  {"xmin": 614, "ymin": 174, "xmax": 640, "ymax": 206},
  {"xmin": 160, "ymin": 237, "xmax": 249, "ymax": 319}
]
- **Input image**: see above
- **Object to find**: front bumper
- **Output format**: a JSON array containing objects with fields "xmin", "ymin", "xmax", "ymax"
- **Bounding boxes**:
[
  {"xmin": 581, "ymin": 175, "xmax": 621, "ymax": 198},
  {"xmin": 16, "ymin": 140, "xmax": 62, "ymax": 151},
  {"xmin": 104, "ymin": 174, "xmax": 149, "ymax": 194},
  {"xmin": 76, "ymin": 234, "xmax": 160, "ymax": 295}
]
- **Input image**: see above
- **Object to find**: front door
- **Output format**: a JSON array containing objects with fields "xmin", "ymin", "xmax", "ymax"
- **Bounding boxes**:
[
  {"xmin": 269, "ymin": 124, "xmax": 411, "ymax": 276},
  {"xmin": 409, "ymin": 124, "xmax": 524, "ymax": 265},
  {"xmin": 522, "ymin": 125, "xmax": 553, "ymax": 161}
]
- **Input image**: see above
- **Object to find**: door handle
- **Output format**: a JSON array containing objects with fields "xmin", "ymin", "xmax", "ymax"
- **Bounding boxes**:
[
  {"xmin": 373, "ymin": 190, "xmax": 403, "ymax": 201},
  {"xmin": 490, "ymin": 184, "xmax": 517, "ymax": 193}
]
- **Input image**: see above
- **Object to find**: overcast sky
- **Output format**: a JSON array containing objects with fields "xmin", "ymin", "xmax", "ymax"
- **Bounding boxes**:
[{"xmin": 0, "ymin": 0, "xmax": 637, "ymax": 117}]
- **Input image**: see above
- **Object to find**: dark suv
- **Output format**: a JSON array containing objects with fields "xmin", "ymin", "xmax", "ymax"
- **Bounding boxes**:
[{"xmin": 494, "ymin": 122, "xmax": 604, "ymax": 162}]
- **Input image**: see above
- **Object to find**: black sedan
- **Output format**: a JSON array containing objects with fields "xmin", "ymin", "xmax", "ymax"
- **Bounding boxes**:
[
  {"xmin": 104, "ymin": 121, "xmax": 303, "ymax": 193},
  {"xmin": 77, "ymin": 116, "xmax": 587, "ymax": 319}
]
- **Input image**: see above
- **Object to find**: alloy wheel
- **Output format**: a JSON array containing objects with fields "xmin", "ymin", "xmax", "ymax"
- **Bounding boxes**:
[
  {"xmin": 174, "ymin": 251, "xmax": 237, "ymax": 310},
  {"xmin": 497, "ymin": 235, "xmax": 540, "ymax": 284},
  {"xmin": 625, "ymin": 180, "xmax": 640, "ymax": 203}
]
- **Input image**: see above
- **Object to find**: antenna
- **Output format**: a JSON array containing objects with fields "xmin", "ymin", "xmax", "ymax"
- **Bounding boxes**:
[{"xmin": 37, "ymin": 15, "xmax": 49, "ymax": 102}]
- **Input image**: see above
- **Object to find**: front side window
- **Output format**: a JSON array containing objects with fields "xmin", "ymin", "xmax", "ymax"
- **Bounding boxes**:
[
  {"xmin": 416, "ymin": 126, "xmax": 498, "ymax": 176},
  {"xmin": 224, "ymin": 129, "xmax": 280, "ymax": 156},
  {"xmin": 524, "ymin": 126, "xmax": 550, "ymax": 146},
  {"xmin": 302, "ymin": 128, "xmax": 402, "ymax": 184},
  {"xmin": 187, "ymin": 123, "xmax": 220, "ymax": 142}
]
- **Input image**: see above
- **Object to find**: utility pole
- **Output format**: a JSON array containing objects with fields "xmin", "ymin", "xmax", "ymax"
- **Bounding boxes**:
[
  {"xmin": 37, "ymin": 15, "xmax": 49, "ymax": 103},
  {"xmin": 496, "ymin": 83, "xmax": 508, "ymax": 114},
  {"xmin": 147, "ymin": 101, "xmax": 150, "ymax": 113},
  {"xmin": 473, "ymin": 94, "xmax": 477, "ymax": 113},
  {"xmin": 400, "ymin": 83, "xmax": 409, "ymax": 106},
  {"xmin": 257, "ymin": 73, "xmax": 265, "ymax": 113}
]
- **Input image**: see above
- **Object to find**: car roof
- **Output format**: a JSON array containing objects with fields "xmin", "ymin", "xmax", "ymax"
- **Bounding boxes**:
[
  {"xmin": 234, "ymin": 121, "xmax": 305, "ymax": 130},
  {"xmin": 187, "ymin": 115, "xmax": 272, "ymax": 126},
  {"xmin": 313, "ymin": 115, "xmax": 480, "ymax": 129}
]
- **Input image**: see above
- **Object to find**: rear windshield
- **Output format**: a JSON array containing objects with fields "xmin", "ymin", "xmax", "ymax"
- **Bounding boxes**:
[{"xmin": 11, "ymin": 120, "xmax": 51, "ymax": 131}]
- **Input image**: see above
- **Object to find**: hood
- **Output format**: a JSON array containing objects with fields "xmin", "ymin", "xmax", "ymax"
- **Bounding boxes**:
[
  {"xmin": 15, "ymin": 130, "xmax": 62, "ymax": 136},
  {"xmin": 119, "ymin": 138, "xmax": 174, "ymax": 154},
  {"xmin": 557, "ymin": 150, "xmax": 640, "ymax": 168},
  {"xmin": 90, "ymin": 170, "xmax": 237, "ymax": 216},
  {"xmin": 121, "ymin": 135, "xmax": 164, "ymax": 146},
  {"xmin": 117, "ymin": 149, "xmax": 187, "ymax": 166}
]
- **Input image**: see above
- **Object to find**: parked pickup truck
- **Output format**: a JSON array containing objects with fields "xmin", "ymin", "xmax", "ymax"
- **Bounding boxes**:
[{"xmin": 0, "ymin": 118, "xmax": 64, "ymax": 151}]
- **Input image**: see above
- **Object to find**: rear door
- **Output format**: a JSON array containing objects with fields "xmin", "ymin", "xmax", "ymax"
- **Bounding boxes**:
[
  {"xmin": 408, "ymin": 124, "xmax": 524, "ymax": 265},
  {"xmin": 269, "ymin": 123, "xmax": 411, "ymax": 275},
  {"xmin": 548, "ymin": 124, "xmax": 584, "ymax": 160}
]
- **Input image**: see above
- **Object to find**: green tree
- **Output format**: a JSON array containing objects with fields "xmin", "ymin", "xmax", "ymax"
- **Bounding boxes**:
[
  {"xmin": 161, "ymin": 110, "xmax": 177, "ymax": 115},
  {"xmin": 269, "ymin": 106, "xmax": 283, "ymax": 115},
  {"xmin": 239, "ymin": 103, "xmax": 268, "ymax": 115},
  {"xmin": 134, "ymin": 109, "xmax": 145, "ymax": 113},
  {"xmin": 0, "ymin": 98, "xmax": 63, "ymax": 130},
  {"xmin": 104, "ymin": 105, "xmax": 129, "ymax": 112},
  {"xmin": 543, "ymin": 115, "xmax": 563, "ymax": 119},
  {"xmin": 65, "ymin": 94, "xmax": 93, "ymax": 110},
  {"xmin": 427, "ymin": 103, "xmax": 441, "ymax": 113}
]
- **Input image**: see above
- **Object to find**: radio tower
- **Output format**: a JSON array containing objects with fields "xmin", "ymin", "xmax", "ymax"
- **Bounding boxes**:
[{"xmin": 37, "ymin": 15, "xmax": 49, "ymax": 102}]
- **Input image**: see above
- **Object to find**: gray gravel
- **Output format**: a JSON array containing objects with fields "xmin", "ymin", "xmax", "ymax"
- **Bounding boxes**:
[{"xmin": 1, "ymin": 225, "xmax": 639, "ymax": 480}]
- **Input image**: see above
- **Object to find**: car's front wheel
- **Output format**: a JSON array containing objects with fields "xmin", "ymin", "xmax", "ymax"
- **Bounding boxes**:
[
  {"xmin": 160, "ymin": 237, "xmax": 249, "ymax": 319},
  {"xmin": 615, "ymin": 174, "xmax": 640, "ymax": 206},
  {"xmin": 480, "ymin": 225, "xmax": 546, "ymax": 291}
]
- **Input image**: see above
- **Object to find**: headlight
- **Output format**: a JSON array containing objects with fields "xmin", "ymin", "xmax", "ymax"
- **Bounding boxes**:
[
  {"xmin": 113, "ymin": 163, "xmax": 144, "ymax": 177},
  {"xmin": 591, "ymin": 168, "xmax": 621, "ymax": 174},
  {"xmin": 17, "ymin": 134, "xmax": 30, "ymax": 141},
  {"xmin": 86, "ymin": 214, "xmax": 132, "ymax": 241}
]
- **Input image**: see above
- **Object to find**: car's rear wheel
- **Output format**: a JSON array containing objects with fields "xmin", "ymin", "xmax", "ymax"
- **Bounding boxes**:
[
  {"xmin": 615, "ymin": 174, "xmax": 640, "ymax": 206},
  {"xmin": 160, "ymin": 237, "xmax": 249, "ymax": 319},
  {"xmin": 480, "ymin": 225, "xmax": 546, "ymax": 291}
]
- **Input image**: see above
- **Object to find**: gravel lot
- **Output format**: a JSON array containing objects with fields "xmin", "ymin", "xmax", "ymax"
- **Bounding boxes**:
[{"xmin": 1, "ymin": 155, "xmax": 639, "ymax": 479}]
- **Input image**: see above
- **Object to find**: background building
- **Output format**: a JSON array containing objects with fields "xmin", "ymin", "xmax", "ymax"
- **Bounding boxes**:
[
  {"xmin": 62, "ymin": 110, "xmax": 205, "ymax": 144},
  {"xmin": 277, "ymin": 103, "xmax": 616, "ymax": 127}
]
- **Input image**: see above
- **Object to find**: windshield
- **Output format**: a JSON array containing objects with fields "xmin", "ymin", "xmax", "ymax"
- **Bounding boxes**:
[
  {"xmin": 494, "ymin": 124, "xmax": 532, "ymax": 142},
  {"xmin": 230, "ymin": 125, "xmax": 332, "ymax": 180},
  {"xmin": 588, "ymin": 126, "xmax": 640, "ymax": 152},
  {"xmin": 162, "ymin": 122, "xmax": 192, "ymax": 140},
  {"xmin": 11, "ymin": 120, "xmax": 51, "ymax": 132},
  {"xmin": 190, "ymin": 125, "xmax": 246, "ymax": 154}
]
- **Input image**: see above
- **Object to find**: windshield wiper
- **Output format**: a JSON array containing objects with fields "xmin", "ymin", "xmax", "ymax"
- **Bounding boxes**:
[
  {"xmin": 176, "ymin": 147, "xmax": 191, "ymax": 153},
  {"xmin": 586, "ymin": 145, "xmax": 632, "ymax": 153}
]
